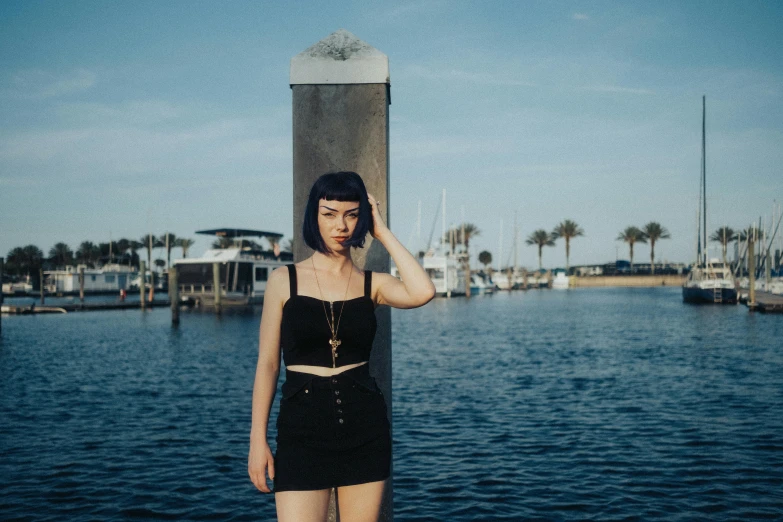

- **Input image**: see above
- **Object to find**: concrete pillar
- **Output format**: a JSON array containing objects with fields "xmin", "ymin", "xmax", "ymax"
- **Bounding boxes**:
[{"xmin": 291, "ymin": 29, "xmax": 392, "ymax": 521}]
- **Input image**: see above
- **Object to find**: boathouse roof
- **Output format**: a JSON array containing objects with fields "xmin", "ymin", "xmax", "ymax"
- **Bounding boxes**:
[{"xmin": 195, "ymin": 228, "xmax": 283, "ymax": 239}]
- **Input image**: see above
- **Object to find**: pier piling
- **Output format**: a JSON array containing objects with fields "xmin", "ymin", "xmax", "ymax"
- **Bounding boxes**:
[
  {"xmin": 169, "ymin": 266, "xmax": 179, "ymax": 325},
  {"xmin": 212, "ymin": 262, "xmax": 221, "ymax": 315},
  {"xmin": 79, "ymin": 267, "xmax": 85, "ymax": 303},
  {"xmin": 291, "ymin": 29, "xmax": 392, "ymax": 520},
  {"xmin": 749, "ymin": 228, "xmax": 757, "ymax": 310},
  {"xmin": 140, "ymin": 261, "xmax": 146, "ymax": 311},
  {"xmin": 1, "ymin": 257, "xmax": 4, "ymax": 334},
  {"xmin": 40, "ymin": 268, "xmax": 45, "ymax": 304}
]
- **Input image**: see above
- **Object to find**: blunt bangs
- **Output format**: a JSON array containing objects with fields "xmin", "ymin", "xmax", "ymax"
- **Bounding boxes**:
[{"xmin": 302, "ymin": 172, "xmax": 373, "ymax": 253}]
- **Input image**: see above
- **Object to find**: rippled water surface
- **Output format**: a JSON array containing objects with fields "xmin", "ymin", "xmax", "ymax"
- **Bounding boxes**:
[{"xmin": 2, "ymin": 287, "xmax": 782, "ymax": 520}]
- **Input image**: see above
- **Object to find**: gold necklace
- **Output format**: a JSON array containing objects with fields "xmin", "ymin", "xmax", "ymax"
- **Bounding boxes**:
[{"xmin": 311, "ymin": 258, "xmax": 352, "ymax": 368}]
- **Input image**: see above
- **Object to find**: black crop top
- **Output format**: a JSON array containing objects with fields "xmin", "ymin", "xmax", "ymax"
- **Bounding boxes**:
[{"xmin": 280, "ymin": 264, "xmax": 377, "ymax": 368}]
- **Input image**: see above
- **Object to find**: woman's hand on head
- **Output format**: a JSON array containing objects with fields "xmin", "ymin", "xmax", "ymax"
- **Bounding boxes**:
[
  {"xmin": 248, "ymin": 442, "xmax": 275, "ymax": 493},
  {"xmin": 367, "ymin": 193, "xmax": 388, "ymax": 238}
]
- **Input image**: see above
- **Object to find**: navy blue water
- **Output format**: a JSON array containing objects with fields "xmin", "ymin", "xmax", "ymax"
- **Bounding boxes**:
[{"xmin": 1, "ymin": 288, "xmax": 782, "ymax": 520}]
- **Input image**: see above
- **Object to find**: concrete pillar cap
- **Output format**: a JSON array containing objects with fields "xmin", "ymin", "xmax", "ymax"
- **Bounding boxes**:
[{"xmin": 290, "ymin": 29, "xmax": 389, "ymax": 85}]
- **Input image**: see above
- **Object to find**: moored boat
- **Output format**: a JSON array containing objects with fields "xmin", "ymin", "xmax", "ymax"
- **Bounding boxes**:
[
  {"xmin": 682, "ymin": 96, "xmax": 737, "ymax": 304},
  {"xmin": 173, "ymin": 228, "xmax": 292, "ymax": 307},
  {"xmin": 683, "ymin": 259, "xmax": 737, "ymax": 303}
]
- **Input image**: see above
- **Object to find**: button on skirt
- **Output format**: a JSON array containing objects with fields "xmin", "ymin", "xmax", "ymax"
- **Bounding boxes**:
[{"xmin": 273, "ymin": 365, "xmax": 391, "ymax": 492}]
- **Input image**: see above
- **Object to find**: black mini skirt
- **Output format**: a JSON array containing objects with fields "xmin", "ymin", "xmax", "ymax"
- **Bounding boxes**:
[{"xmin": 273, "ymin": 364, "xmax": 391, "ymax": 492}]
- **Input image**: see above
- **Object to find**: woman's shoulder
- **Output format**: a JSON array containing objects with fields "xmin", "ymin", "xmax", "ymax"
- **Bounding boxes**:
[{"xmin": 266, "ymin": 266, "xmax": 292, "ymax": 300}]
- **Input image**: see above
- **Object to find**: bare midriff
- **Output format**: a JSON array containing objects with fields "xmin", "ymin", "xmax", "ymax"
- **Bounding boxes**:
[{"xmin": 286, "ymin": 361, "xmax": 368, "ymax": 377}]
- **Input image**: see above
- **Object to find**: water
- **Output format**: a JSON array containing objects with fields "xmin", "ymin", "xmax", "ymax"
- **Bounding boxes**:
[{"xmin": 1, "ymin": 287, "xmax": 782, "ymax": 521}]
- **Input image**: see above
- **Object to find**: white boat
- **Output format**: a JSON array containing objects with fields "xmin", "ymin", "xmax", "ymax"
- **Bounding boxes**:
[
  {"xmin": 552, "ymin": 270, "xmax": 570, "ymax": 290},
  {"xmin": 2, "ymin": 280, "xmax": 34, "ymax": 294},
  {"xmin": 173, "ymin": 228, "xmax": 291, "ymax": 307},
  {"xmin": 469, "ymin": 274, "xmax": 492, "ymax": 295},
  {"xmin": 683, "ymin": 259, "xmax": 737, "ymax": 303},
  {"xmin": 45, "ymin": 263, "xmax": 137, "ymax": 294},
  {"xmin": 682, "ymin": 97, "xmax": 737, "ymax": 304},
  {"xmin": 420, "ymin": 253, "xmax": 466, "ymax": 297},
  {"xmin": 740, "ymin": 277, "xmax": 783, "ymax": 295}
]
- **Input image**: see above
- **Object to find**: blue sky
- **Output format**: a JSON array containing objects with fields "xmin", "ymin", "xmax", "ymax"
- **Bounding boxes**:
[{"xmin": 2, "ymin": 0, "xmax": 782, "ymax": 269}]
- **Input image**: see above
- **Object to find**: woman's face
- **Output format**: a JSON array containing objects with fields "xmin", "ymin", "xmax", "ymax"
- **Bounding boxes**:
[{"xmin": 318, "ymin": 199, "xmax": 360, "ymax": 251}]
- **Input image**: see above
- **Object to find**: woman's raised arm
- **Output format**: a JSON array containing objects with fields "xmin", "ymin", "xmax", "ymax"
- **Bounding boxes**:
[{"xmin": 367, "ymin": 194, "xmax": 436, "ymax": 309}]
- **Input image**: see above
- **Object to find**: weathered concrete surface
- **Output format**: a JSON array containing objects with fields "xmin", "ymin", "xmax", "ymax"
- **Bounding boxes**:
[
  {"xmin": 292, "ymin": 83, "xmax": 390, "ymax": 270},
  {"xmin": 291, "ymin": 29, "xmax": 390, "ymax": 85},
  {"xmin": 291, "ymin": 30, "xmax": 392, "ymax": 521},
  {"xmin": 572, "ymin": 275, "xmax": 686, "ymax": 287}
]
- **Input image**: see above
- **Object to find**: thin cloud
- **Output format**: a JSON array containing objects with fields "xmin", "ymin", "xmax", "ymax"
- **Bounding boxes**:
[
  {"xmin": 383, "ymin": 0, "xmax": 446, "ymax": 21},
  {"xmin": 404, "ymin": 64, "xmax": 535, "ymax": 87},
  {"xmin": 8, "ymin": 68, "xmax": 96, "ymax": 99},
  {"xmin": 55, "ymin": 100, "xmax": 181, "ymax": 126},
  {"xmin": 572, "ymin": 13, "xmax": 589, "ymax": 20},
  {"xmin": 584, "ymin": 85, "xmax": 655, "ymax": 95}
]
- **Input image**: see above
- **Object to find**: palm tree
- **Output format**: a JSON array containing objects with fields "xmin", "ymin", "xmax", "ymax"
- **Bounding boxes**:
[
  {"xmin": 446, "ymin": 223, "xmax": 480, "ymax": 298},
  {"xmin": 737, "ymin": 227, "xmax": 758, "ymax": 275},
  {"xmin": 617, "ymin": 227, "xmax": 647, "ymax": 273},
  {"xmin": 212, "ymin": 237, "xmax": 235, "ymax": 249},
  {"xmin": 76, "ymin": 241, "xmax": 100, "ymax": 267},
  {"xmin": 48, "ymin": 243, "xmax": 73, "ymax": 268},
  {"xmin": 551, "ymin": 219, "xmax": 584, "ymax": 273},
  {"xmin": 710, "ymin": 226, "xmax": 737, "ymax": 267},
  {"xmin": 128, "ymin": 240, "xmax": 143, "ymax": 268},
  {"xmin": 161, "ymin": 232, "xmax": 177, "ymax": 270},
  {"xmin": 116, "ymin": 238, "xmax": 131, "ymax": 262},
  {"xmin": 642, "ymin": 222, "xmax": 671, "ymax": 275},
  {"xmin": 139, "ymin": 234, "xmax": 157, "ymax": 271},
  {"xmin": 98, "ymin": 242, "xmax": 114, "ymax": 264},
  {"xmin": 6, "ymin": 245, "xmax": 44, "ymax": 278},
  {"xmin": 175, "ymin": 238, "xmax": 196, "ymax": 259},
  {"xmin": 478, "ymin": 250, "xmax": 492, "ymax": 269},
  {"xmin": 526, "ymin": 229, "xmax": 555, "ymax": 271}
]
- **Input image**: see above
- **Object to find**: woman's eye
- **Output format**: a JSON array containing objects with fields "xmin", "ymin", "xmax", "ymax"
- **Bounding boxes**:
[
  {"xmin": 348, "ymin": 213, "xmax": 358, "ymax": 218},
  {"xmin": 322, "ymin": 213, "xmax": 334, "ymax": 217}
]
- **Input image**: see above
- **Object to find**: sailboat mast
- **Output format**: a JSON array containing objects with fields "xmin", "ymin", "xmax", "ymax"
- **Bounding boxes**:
[
  {"xmin": 441, "ymin": 189, "xmax": 446, "ymax": 255},
  {"xmin": 498, "ymin": 219, "xmax": 503, "ymax": 272},
  {"xmin": 514, "ymin": 210, "xmax": 519, "ymax": 277},
  {"xmin": 702, "ymin": 95, "xmax": 707, "ymax": 264}
]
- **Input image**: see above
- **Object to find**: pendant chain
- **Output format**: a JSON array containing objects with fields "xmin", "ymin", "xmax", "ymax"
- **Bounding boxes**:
[{"xmin": 312, "ymin": 258, "xmax": 352, "ymax": 367}]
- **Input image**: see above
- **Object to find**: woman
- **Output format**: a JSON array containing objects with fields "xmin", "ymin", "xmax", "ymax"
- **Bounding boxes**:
[{"xmin": 248, "ymin": 172, "xmax": 435, "ymax": 521}]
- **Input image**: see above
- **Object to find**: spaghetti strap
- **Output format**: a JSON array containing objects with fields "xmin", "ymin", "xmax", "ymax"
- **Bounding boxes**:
[
  {"xmin": 287, "ymin": 264, "xmax": 297, "ymax": 297},
  {"xmin": 364, "ymin": 270, "xmax": 372, "ymax": 298}
]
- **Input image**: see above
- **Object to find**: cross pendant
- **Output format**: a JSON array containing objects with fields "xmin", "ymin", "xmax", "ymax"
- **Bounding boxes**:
[{"xmin": 330, "ymin": 338, "xmax": 341, "ymax": 367}]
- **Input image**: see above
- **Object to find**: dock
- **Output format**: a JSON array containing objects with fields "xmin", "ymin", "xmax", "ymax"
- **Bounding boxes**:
[
  {"xmin": 1, "ymin": 301, "xmax": 171, "ymax": 314},
  {"xmin": 747, "ymin": 292, "xmax": 783, "ymax": 314}
]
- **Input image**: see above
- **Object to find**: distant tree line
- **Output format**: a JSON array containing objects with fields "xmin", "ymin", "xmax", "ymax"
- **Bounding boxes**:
[
  {"xmin": 3, "ymin": 233, "xmax": 294, "ymax": 283},
  {"xmin": 472, "ymin": 220, "xmax": 681, "ymax": 276},
  {"xmin": 3, "ymin": 233, "xmax": 195, "ymax": 280}
]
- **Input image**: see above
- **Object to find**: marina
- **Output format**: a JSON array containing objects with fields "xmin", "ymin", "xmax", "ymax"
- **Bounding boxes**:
[
  {"xmin": 1, "ymin": 6, "xmax": 782, "ymax": 520},
  {"xmin": 1, "ymin": 287, "xmax": 781, "ymax": 520}
]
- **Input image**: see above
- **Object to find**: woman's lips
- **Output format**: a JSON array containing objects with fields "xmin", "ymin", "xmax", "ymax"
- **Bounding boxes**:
[{"xmin": 333, "ymin": 236, "xmax": 348, "ymax": 243}]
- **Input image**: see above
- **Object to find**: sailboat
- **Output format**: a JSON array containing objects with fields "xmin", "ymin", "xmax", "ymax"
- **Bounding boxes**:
[{"xmin": 682, "ymin": 96, "xmax": 738, "ymax": 304}]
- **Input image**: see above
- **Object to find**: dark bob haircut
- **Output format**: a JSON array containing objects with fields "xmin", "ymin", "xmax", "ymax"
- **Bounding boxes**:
[{"xmin": 302, "ymin": 171, "xmax": 373, "ymax": 253}]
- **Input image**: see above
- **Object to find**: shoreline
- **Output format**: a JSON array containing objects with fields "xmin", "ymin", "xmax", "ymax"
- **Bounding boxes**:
[{"xmin": 571, "ymin": 275, "xmax": 685, "ymax": 288}]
